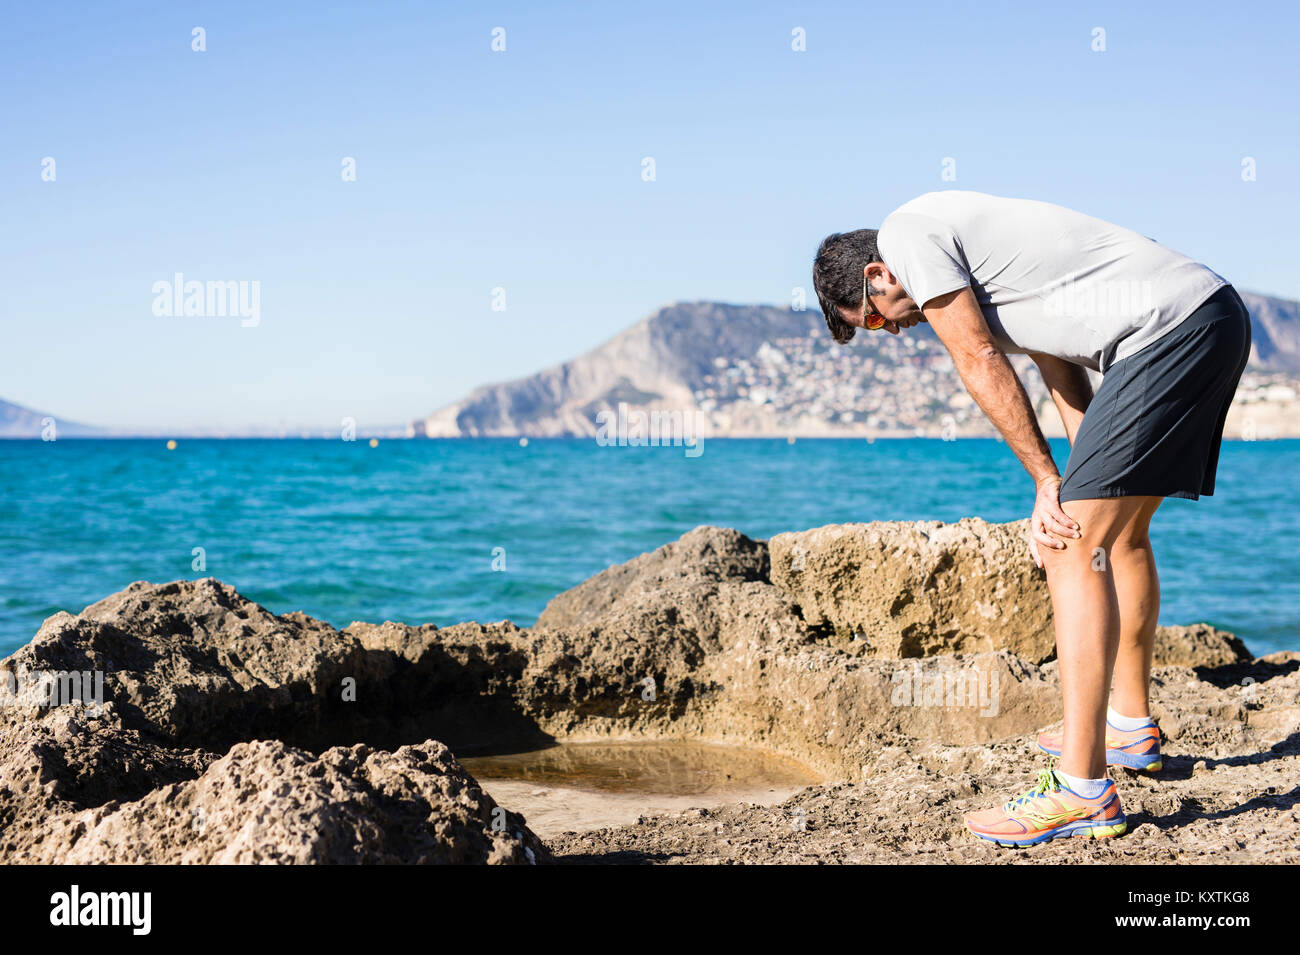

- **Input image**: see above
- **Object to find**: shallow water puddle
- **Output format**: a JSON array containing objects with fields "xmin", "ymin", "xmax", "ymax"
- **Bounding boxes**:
[{"xmin": 460, "ymin": 741, "xmax": 823, "ymax": 838}]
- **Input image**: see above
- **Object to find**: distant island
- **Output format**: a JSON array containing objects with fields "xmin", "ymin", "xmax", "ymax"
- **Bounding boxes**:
[{"xmin": 0, "ymin": 401, "xmax": 102, "ymax": 439}]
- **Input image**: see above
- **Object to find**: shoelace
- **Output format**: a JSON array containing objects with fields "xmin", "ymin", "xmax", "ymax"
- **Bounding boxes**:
[{"xmin": 1006, "ymin": 768, "xmax": 1061, "ymax": 812}]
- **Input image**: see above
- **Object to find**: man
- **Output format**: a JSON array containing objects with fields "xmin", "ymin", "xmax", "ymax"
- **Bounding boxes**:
[{"xmin": 812, "ymin": 191, "xmax": 1251, "ymax": 846}]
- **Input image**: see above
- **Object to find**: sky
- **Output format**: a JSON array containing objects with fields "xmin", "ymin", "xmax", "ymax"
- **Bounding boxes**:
[{"xmin": 2, "ymin": 0, "xmax": 1298, "ymax": 432}]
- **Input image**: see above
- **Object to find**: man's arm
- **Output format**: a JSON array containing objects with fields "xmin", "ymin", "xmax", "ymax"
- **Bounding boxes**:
[
  {"xmin": 1030, "ymin": 352, "xmax": 1093, "ymax": 448},
  {"xmin": 922, "ymin": 288, "xmax": 1059, "ymax": 485}
]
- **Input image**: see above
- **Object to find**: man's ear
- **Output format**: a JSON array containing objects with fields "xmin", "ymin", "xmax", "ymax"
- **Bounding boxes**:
[{"xmin": 864, "ymin": 261, "xmax": 891, "ymax": 286}]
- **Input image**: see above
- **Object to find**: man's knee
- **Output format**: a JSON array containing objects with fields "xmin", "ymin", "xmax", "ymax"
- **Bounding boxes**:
[
  {"xmin": 1040, "ymin": 530, "xmax": 1112, "ymax": 571},
  {"xmin": 1110, "ymin": 532, "xmax": 1153, "ymax": 559},
  {"xmin": 1039, "ymin": 498, "xmax": 1135, "ymax": 569},
  {"xmin": 1112, "ymin": 497, "xmax": 1161, "ymax": 555}
]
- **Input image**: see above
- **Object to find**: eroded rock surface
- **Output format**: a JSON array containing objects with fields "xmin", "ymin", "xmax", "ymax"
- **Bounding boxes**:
[
  {"xmin": 1152, "ymin": 623, "xmax": 1252, "ymax": 669},
  {"xmin": 10, "ymin": 579, "xmax": 371, "ymax": 750},
  {"xmin": 2, "ymin": 517, "xmax": 1293, "ymax": 864},
  {"xmin": 0, "ymin": 583, "xmax": 546, "ymax": 865},
  {"xmin": 12, "ymin": 737, "xmax": 545, "ymax": 864},
  {"xmin": 769, "ymin": 519, "xmax": 1056, "ymax": 663}
]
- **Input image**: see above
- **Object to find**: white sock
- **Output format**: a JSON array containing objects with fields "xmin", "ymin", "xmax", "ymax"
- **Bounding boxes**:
[
  {"xmin": 1107, "ymin": 705, "xmax": 1153, "ymax": 731},
  {"xmin": 1055, "ymin": 769, "xmax": 1109, "ymax": 798}
]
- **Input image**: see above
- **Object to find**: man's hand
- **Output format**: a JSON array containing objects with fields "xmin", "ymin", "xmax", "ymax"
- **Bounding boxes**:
[
  {"xmin": 1028, "ymin": 475, "xmax": 1080, "ymax": 568},
  {"xmin": 920, "ymin": 288, "xmax": 1083, "ymax": 566}
]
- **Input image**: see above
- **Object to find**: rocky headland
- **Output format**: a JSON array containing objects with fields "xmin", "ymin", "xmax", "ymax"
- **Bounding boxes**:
[
  {"xmin": 2, "ymin": 519, "xmax": 1296, "ymax": 864},
  {"xmin": 415, "ymin": 295, "xmax": 1300, "ymax": 440}
]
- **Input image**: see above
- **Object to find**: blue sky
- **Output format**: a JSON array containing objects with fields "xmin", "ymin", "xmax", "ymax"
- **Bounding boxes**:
[{"xmin": 2, "ymin": 1, "xmax": 1297, "ymax": 431}]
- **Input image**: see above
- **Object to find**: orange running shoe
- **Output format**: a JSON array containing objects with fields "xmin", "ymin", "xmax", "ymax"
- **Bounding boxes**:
[
  {"xmin": 1037, "ymin": 719, "xmax": 1162, "ymax": 773},
  {"xmin": 964, "ymin": 769, "xmax": 1127, "ymax": 846}
]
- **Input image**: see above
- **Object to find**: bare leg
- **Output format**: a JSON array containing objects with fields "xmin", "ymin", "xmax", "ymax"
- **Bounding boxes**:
[
  {"xmin": 1108, "ymin": 498, "xmax": 1163, "ymax": 718},
  {"xmin": 1039, "ymin": 496, "xmax": 1157, "ymax": 779}
]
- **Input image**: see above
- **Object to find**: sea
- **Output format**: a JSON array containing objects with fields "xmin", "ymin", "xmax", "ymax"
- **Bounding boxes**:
[{"xmin": 1, "ymin": 437, "xmax": 1295, "ymax": 658}]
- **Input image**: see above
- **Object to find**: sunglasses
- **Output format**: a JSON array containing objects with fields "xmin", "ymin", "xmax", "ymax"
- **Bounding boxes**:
[{"xmin": 862, "ymin": 271, "xmax": 886, "ymax": 330}]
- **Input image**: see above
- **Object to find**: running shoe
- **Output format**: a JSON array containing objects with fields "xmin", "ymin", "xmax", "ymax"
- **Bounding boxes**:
[
  {"xmin": 1037, "ymin": 719, "xmax": 1162, "ymax": 772},
  {"xmin": 964, "ymin": 769, "xmax": 1127, "ymax": 846}
]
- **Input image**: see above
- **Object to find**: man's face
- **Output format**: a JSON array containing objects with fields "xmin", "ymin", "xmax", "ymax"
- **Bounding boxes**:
[{"xmin": 840, "ymin": 262, "xmax": 926, "ymax": 335}]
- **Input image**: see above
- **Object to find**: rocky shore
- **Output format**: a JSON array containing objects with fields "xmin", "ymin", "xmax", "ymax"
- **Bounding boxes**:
[{"xmin": 2, "ymin": 518, "xmax": 1296, "ymax": 864}]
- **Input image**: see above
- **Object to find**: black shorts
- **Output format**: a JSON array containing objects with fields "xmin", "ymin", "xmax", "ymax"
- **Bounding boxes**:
[{"xmin": 1058, "ymin": 285, "xmax": 1252, "ymax": 504}]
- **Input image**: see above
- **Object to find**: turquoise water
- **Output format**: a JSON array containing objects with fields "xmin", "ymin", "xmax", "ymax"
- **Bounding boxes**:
[{"xmin": 0, "ymin": 438, "xmax": 1295, "ymax": 657}]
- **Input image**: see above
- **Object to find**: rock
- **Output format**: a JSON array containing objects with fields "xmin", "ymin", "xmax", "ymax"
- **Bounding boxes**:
[
  {"xmin": 343, "ymin": 619, "xmax": 547, "ymax": 752},
  {"xmin": 10, "ymin": 578, "xmax": 374, "ymax": 750},
  {"xmin": 534, "ymin": 525, "xmax": 769, "ymax": 633},
  {"xmin": 347, "ymin": 589, "xmax": 800, "ymax": 746},
  {"xmin": 1152, "ymin": 624, "xmax": 1252, "ymax": 669},
  {"xmin": 524, "ymin": 527, "xmax": 808, "ymax": 740},
  {"xmin": 11, "ymin": 738, "xmax": 546, "ymax": 865},
  {"xmin": 0, "ymin": 581, "xmax": 551, "ymax": 865},
  {"xmin": 707, "ymin": 648, "xmax": 1062, "ymax": 765},
  {"xmin": 769, "ymin": 519, "xmax": 1055, "ymax": 663},
  {"xmin": 1, "ymin": 521, "xmax": 1287, "ymax": 865},
  {"xmin": 0, "ymin": 705, "xmax": 215, "ymax": 856}
]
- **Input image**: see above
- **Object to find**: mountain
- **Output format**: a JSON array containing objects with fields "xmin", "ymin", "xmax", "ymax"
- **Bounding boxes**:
[
  {"xmin": 419, "ymin": 303, "xmax": 824, "ymax": 438},
  {"xmin": 1237, "ymin": 291, "xmax": 1300, "ymax": 371},
  {"xmin": 415, "ymin": 291, "xmax": 1300, "ymax": 440},
  {"xmin": 0, "ymin": 400, "xmax": 103, "ymax": 438}
]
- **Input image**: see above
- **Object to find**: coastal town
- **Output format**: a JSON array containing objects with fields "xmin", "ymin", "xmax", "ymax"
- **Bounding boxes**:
[{"xmin": 692, "ymin": 323, "xmax": 1300, "ymax": 440}]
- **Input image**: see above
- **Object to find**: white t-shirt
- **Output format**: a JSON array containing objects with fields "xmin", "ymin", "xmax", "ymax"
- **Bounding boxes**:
[{"xmin": 876, "ymin": 191, "xmax": 1227, "ymax": 371}]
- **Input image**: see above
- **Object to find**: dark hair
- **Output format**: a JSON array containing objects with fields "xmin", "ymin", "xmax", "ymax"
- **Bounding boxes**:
[{"xmin": 812, "ymin": 229, "xmax": 881, "ymax": 344}]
